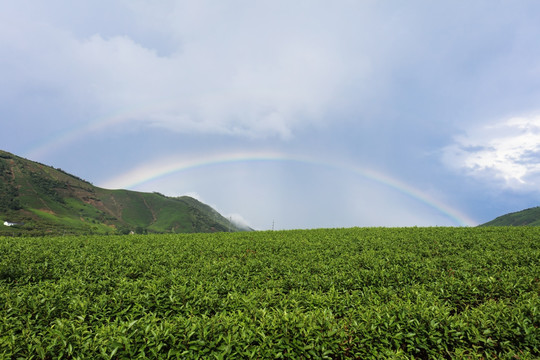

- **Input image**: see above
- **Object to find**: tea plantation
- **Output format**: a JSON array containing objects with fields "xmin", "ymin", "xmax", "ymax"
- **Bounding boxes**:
[{"xmin": 0, "ymin": 227, "xmax": 538, "ymax": 359}]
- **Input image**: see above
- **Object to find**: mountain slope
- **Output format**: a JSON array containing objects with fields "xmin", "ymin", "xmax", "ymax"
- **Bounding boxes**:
[
  {"xmin": 0, "ymin": 150, "xmax": 247, "ymax": 235},
  {"xmin": 480, "ymin": 206, "xmax": 540, "ymax": 226}
]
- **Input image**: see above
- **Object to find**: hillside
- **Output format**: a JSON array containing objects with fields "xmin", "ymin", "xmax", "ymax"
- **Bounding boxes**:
[
  {"xmin": 480, "ymin": 206, "xmax": 540, "ymax": 226},
  {"xmin": 0, "ymin": 150, "xmax": 248, "ymax": 235}
]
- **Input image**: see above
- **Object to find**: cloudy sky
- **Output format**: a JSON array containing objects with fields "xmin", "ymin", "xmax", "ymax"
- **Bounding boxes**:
[{"xmin": 2, "ymin": 1, "xmax": 540, "ymax": 229}]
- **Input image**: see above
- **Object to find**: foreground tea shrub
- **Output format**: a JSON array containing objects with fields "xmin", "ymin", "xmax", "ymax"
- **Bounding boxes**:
[{"xmin": 0, "ymin": 227, "xmax": 538, "ymax": 358}]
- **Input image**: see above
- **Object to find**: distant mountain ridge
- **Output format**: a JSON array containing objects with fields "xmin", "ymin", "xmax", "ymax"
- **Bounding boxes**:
[
  {"xmin": 0, "ymin": 150, "xmax": 250, "ymax": 235},
  {"xmin": 480, "ymin": 206, "xmax": 540, "ymax": 226}
]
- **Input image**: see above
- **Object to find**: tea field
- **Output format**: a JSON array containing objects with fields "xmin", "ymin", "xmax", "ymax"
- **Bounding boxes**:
[{"xmin": 0, "ymin": 227, "xmax": 538, "ymax": 359}]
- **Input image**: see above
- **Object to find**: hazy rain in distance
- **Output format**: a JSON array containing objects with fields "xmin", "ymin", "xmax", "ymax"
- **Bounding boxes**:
[{"xmin": 2, "ymin": 1, "xmax": 540, "ymax": 229}]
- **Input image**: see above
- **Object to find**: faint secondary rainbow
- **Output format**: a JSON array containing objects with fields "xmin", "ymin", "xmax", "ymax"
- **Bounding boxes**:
[
  {"xmin": 24, "ymin": 114, "xmax": 133, "ymax": 161},
  {"xmin": 100, "ymin": 151, "xmax": 477, "ymax": 226},
  {"xmin": 23, "ymin": 103, "xmax": 166, "ymax": 161}
]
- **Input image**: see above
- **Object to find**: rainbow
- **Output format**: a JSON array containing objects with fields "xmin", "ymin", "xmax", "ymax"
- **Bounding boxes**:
[
  {"xmin": 100, "ymin": 151, "xmax": 477, "ymax": 226},
  {"xmin": 24, "ymin": 110, "xmax": 140, "ymax": 161}
]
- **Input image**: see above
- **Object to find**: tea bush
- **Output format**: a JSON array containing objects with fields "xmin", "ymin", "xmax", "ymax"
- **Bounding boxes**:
[{"xmin": 0, "ymin": 227, "xmax": 538, "ymax": 358}]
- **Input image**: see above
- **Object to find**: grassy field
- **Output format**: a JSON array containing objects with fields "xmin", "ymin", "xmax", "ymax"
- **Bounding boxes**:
[{"xmin": 0, "ymin": 227, "xmax": 538, "ymax": 359}]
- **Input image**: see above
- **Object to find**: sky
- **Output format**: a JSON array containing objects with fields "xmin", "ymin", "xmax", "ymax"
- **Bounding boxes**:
[{"xmin": 2, "ymin": 1, "xmax": 540, "ymax": 230}]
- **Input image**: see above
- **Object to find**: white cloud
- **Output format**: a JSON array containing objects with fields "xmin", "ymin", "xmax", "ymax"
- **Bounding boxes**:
[
  {"xmin": 0, "ymin": 2, "xmax": 358, "ymax": 140},
  {"xmin": 443, "ymin": 114, "xmax": 540, "ymax": 189},
  {"xmin": 5, "ymin": 1, "xmax": 539, "ymax": 145},
  {"xmin": 226, "ymin": 213, "xmax": 253, "ymax": 230},
  {"xmin": 181, "ymin": 192, "xmax": 252, "ymax": 229}
]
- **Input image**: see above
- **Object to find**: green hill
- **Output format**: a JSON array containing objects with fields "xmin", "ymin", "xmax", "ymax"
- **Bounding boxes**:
[
  {"xmin": 0, "ymin": 150, "xmax": 249, "ymax": 235},
  {"xmin": 480, "ymin": 206, "xmax": 540, "ymax": 226}
]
